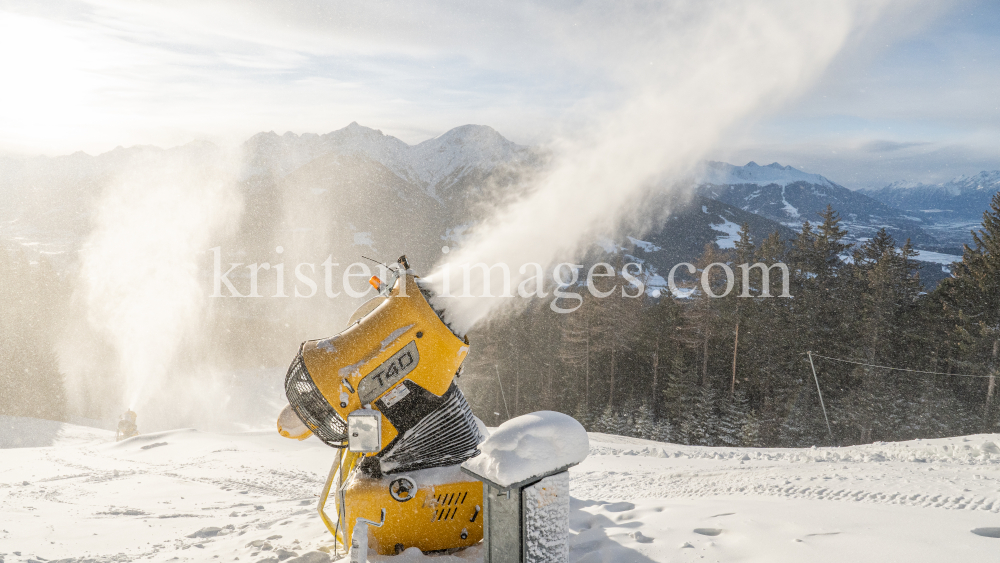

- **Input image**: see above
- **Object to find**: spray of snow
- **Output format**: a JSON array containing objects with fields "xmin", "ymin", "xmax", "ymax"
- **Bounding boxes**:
[
  {"xmin": 423, "ymin": 0, "xmax": 911, "ymax": 336},
  {"xmin": 59, "ymin": 147, "xmax": 242, "ymax": 427}
]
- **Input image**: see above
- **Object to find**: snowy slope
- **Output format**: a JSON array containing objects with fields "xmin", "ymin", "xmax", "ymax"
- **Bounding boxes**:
[
  {"xmin": 598, "ymin": 196, "xmax": 794, "ymax": 297},
  {"xmin": 3, "ymin": 417, "xmax": 998, "ymax": 562},
  {"xmin": 572, "ymin": 433, "xmax": 1000, "ymax": 562}
]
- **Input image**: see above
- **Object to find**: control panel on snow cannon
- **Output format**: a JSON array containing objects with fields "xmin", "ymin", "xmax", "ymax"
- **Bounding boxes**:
[{"xmin": 276, "ymin": 255, "xmax": 486, "ymax": 556}]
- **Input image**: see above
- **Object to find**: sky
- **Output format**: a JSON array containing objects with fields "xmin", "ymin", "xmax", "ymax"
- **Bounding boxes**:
[{"xmin": 0, "ymin": 0, "xmax": 997, "ymax": 189}]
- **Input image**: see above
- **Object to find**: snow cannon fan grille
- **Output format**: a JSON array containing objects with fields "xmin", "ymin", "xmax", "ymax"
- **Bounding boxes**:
[{"xmin": 284, "ymin": 352, "xmax": 348, "ymax": 447}]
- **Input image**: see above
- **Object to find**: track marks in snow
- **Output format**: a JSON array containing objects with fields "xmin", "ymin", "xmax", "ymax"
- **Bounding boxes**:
[
  {"xmin": 571, "ymin": 468, "xmax": 1000, "ymax": 513},
  {"xmin": 575, "ymin": 434, "xmax": 1000, "ymax": 515}
]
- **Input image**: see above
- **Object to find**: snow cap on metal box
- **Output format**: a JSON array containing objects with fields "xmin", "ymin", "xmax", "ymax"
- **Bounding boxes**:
[{"xmin": 461, "ymin": 410, "xmax": 589, "ymax": 490}]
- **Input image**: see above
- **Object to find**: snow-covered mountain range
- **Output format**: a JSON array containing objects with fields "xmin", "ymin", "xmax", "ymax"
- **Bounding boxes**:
[
  {"xmin": 861, "ymin": 171, "xmax": 1000, "ymax": 220},
  {"xmin": 244, "ymin": 123, "xmax": 534, "ymax": 201},
  {"xmin": 698, "ymin": 160, "xmax": 837, "ymax": 188},
  {"xmin": 2, "ymin": 123, "xmax": 992, "ymax": 289},
  {"xmin": 859, "ymin": 171, "xmax": 1000, "ymax": 248},
  {"xmin": 696, "ymin": 162, "xmax": 938, "ymax": 247}
]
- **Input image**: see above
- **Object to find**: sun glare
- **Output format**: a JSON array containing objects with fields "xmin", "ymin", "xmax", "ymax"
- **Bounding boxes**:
[{"xmin": 0, "ymin": 12, "xmax": 113, "ymax": 153}]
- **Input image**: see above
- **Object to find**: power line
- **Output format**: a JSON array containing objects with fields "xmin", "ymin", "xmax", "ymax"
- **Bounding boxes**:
[{"xmin": 809, "ymin": 352, "xmax": 995, "ymax": 379}]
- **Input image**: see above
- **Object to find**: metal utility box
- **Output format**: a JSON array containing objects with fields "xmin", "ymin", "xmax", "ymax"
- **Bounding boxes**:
[
  {"xmin": 464, "ymin": 466, "xmax": 573, "ymax": 563},
  {"xmin": 347, "ymin": 409, "xmax": 381, "ymax": 453}
]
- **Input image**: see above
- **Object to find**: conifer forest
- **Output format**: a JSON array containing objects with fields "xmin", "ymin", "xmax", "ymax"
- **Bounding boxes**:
[{"xmin": 461, "ymin": 196, "xmax": 1000, "ymax": 448}]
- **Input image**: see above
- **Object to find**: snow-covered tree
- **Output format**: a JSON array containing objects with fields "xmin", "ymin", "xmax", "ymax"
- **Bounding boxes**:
[{"xmin": 718, "ymin": 390, "xmax": 750, "ymax": 447}]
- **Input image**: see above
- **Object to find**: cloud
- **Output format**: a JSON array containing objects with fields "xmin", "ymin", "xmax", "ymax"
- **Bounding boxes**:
[
  {"xmin": 0, "ymin": 0, "xmax": 606, "ymax": 154},
  {"xmin": 1, "ymin": 0, "xmax": 995, "ymax": 200},
  {"xmin": 860, "ymin": 140, "xmax": 931, "ymax": 152}
]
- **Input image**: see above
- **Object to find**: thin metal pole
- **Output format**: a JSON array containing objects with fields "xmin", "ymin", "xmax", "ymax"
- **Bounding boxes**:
[
  {"xmin": 495, "ymin": 365, "xmax": 511, "ymax": 421},
  {"xmin": 808, "ymin": 351, "xmax": 833, "ymax": 440}
]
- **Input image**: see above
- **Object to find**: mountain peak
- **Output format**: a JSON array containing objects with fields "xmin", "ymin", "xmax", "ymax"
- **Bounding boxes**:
[
  {"xmin": 325, "ymin": 122, "xmax": 390, "ymax": 140},
  {"xmin": 700, "ymin": 161, "xmax": 836, "ymax": 188},
  {"xmin": 433, "ymin": 124, "xmax": 503, "ymax": 141},
  {"xmin": 409, "ymin": 125, "xmax": 526, "ymax": 196}
]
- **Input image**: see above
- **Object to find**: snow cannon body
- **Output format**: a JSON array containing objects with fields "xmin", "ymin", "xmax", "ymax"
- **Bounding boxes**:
[
  {"xmin": 279, "ymin": 257, "xmax": 485, "ymax": 555},
  {"xmin": 116, "ymin": 410, "xmax": 139, "ymax": 442},
  {"xmin": 342, "ymin": 466, "xmax": 484, "ymax": 555}
]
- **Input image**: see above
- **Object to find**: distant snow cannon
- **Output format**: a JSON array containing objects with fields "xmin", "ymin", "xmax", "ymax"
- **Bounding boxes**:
[
  {"xmin": 277, "ymin": 256, "xmax": 485, "ymax": 555},
  {"xmin": 461, "ymin": 411, "xmax": 589, "ymax": 563},
  {"xmin": 116, "ymin": 410, "xmax": 139, "ymax": 442}
]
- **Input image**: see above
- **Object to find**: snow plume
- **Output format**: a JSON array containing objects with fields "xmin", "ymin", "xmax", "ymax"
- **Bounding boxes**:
[
  {"xmin": 59, "ymin": 146, "xmax": 243, "ymax": 430},
  {"xmin": 423, "ymin": 0, "xmax": 913, "ymax": 336}
]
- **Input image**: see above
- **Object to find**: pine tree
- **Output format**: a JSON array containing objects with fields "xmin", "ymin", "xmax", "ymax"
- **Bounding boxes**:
[
  {"xmin": 734, "ymin": 222, "xmax": 755, "ymax": 265},
  {"xmin": 634, "ymin": 402, "xmax": 658, "ymax": 440},
  {"xmin": 679, "ymin": 383, "xmax": 718, "ymax": 446},
  {"xmin": 938, "ymin": 192, "xmax": 1000, "ymax": 427},
  {"xmin": 0, "ymin": 250, "xmax": 68, "ymax": 421},
  {"xmin": 780, "ymin": 383, "xmax": 831, "ymax": 447},
  {"xmin": 674, "ymin": 244, "xmax": 729, "ymax": 386},
  {"xmin": 814, "ymin": 205, "xmax": 852, "ymax": 281},
  {"xmin": 718, "ymin": 390, "xmax": 749, "ymax": 447},
  {"xmin": 742, "ymin": 410, "xmax": 762, "ymax": 447},
  {"xmin": 659, "ymin": 355, "xmax": 697, "ymax": 432},
  {"xmin": 573, "ymin": 401, "xmax": 596, "ymax": 432},
  {"xmin": 637, "ymin": 297, "xmax": 681, "ymax": 419},
  {"xmin": 595, "ymin": 405, "xmax": 629, "ymax": 436},
  {"xmin": 653, "ymin": 417, "xmax": 675, "ymax": 444},
  {"xmin": 559, "ymin": 300, "xmax": 594, "ymax": 415}
]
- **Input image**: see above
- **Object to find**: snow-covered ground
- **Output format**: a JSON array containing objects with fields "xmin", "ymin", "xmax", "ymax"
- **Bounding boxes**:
[
  {"xmin": 2, "ymin": 417, "xmax": 999, "ymax": 562},
  {"xmin": 912, "ymin": 249, "xmax": 963, "ymax": 265}
]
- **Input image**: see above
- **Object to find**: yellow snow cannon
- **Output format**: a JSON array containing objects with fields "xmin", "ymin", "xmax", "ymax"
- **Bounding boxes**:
[
  {"xmin": 279, "ymin": 256, "xmax": 485, "ymax": 555},
  {"xmin": 116, "ymin": 410, "xmax": 139, "ymax": 441}
]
